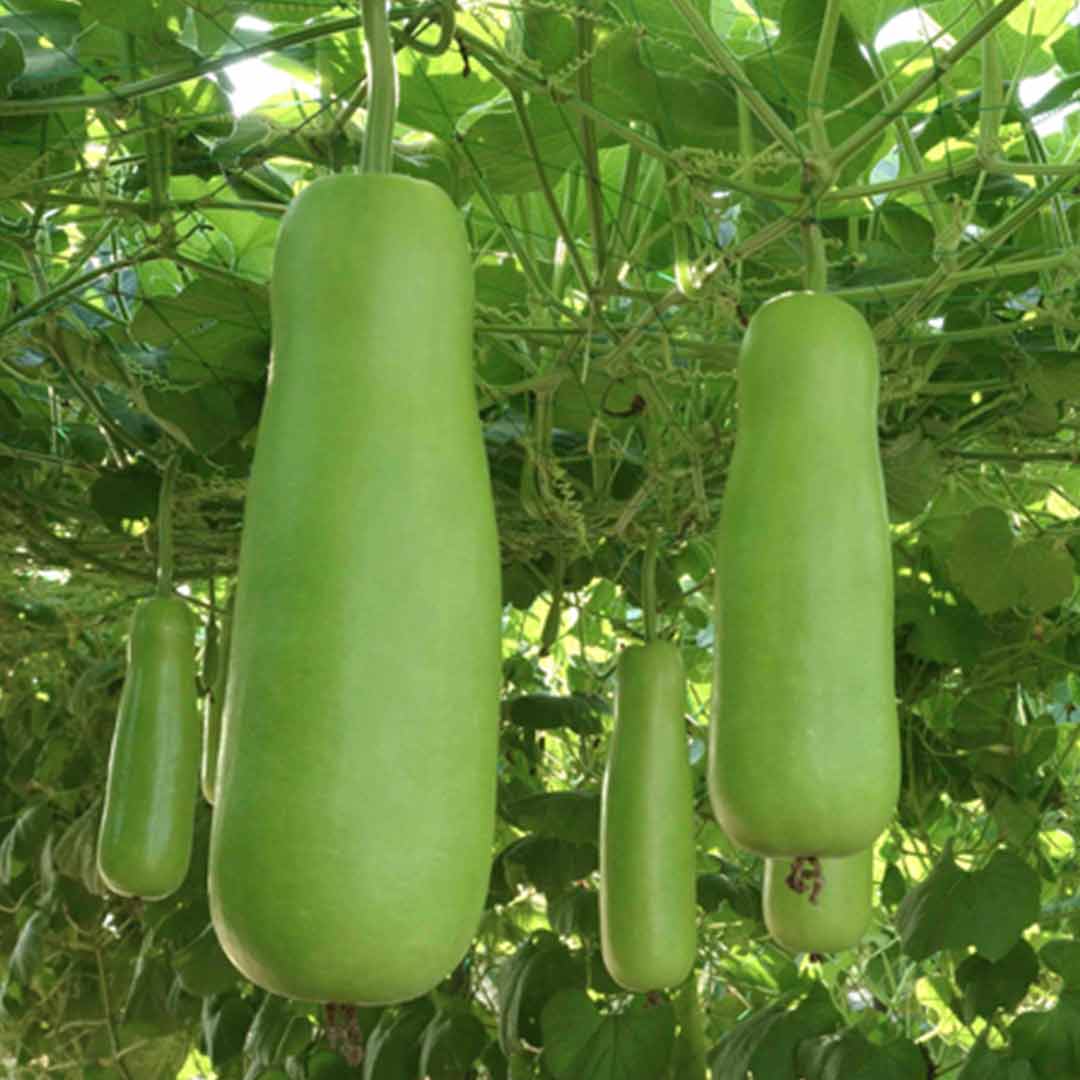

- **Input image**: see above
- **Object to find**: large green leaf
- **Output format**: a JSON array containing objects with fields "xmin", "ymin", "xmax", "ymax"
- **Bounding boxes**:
[
  {"xmin": 896, "ymin": 849, "xmax": 1040, "ymax": 962},
  {"xmin": 539, "ymin": 990, "xmax": 675, "ymax": 1080}
]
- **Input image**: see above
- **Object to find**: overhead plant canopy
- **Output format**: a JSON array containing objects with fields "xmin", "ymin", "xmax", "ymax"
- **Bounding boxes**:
[{"xmin": 1, "ymin": 0, "xmax": 1079, "ymax": 1077}]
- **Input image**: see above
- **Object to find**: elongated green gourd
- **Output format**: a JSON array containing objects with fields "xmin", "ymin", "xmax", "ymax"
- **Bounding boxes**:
[
  {"xmin": 97, "ymin": 596, "xmax": 200, "ymax": 899},
  {"xmin": 208, "ymin": 174, "xmax": 501, "ymax": 1005},
  {"xmin": 708, "ymin": 291, "xmax": 899, "ymax": 857},
  {"xmin": 600, "ymin": 641, "xmax": 697, "ymax": 991},
  {"xmin": 200, "ymin": 592, "xmax": 232, "ymax": 805},
  {"xmin": 763, "ymin": 848, "xmax": 873, "ymax": 954}
]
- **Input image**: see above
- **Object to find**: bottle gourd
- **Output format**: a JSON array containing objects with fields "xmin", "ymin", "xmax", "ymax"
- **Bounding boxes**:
[
  {"xmin": 708, "ymin": 291, "xmax": 899, "ymax": 857},
  {"xmin": 208, "ymin": 174, "xmax": 501, "ymax": 1005},
  {"xmin": 763, "ymin": 848, "xmax": 873, "ymax": 954},
  {"xmin": 600, "ymin": 642, "xmax": 697, "ymax": 991},
  {"xmin": 97, "ymin": 596, "xmax": 200, "ymax": 899}
]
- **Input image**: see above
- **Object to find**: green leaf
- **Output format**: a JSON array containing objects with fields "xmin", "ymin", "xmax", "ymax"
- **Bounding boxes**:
[
  {"xmin": 879, "ymin": 205, "xmax": 936, "ymax": 255},
  {"xmin": 1041, "ymin": 940, "xmax": 1080, "ymax": 988},
  {"xmin": 710, "ymin": 985, "xmax": 840, "ymax": 1080},
  {"xmin": 955, "ymin": 940, "xmax": 1039, "ymax": 1021},
  {"xmin": 696, "ymin": 870, "xmax": 763, "ymax": 922},
  {"xmin": 397, "ymin": 22, "xmax": 501, "ymax": 141},
  {"xmin": 460, "ymin": 94, "xmax": 620, "ymax": 195},
  {"xmin": 958, "ymin": 1033, "xmax": 1035, "ymax": 1079},
  {"xmin": 648, "ymin": 72, "xmax": 746, "ymax": 153},
  {"xmin": 548, "ymin": 884, "xmax": 600, "ymax": 940},
  {"xmin": 306, "ymin": 1050, "xmax": 354, "ymax": 1080},
  {"xmin": 172, "ymin": 924, "xmax": 239, "ymax": 997},
  {"xmin": 505, "ymin": 694, "xmax": 603, "ymax": 735},
  {"xmin": 882, "ymin": 432, "xmax": 944, "ymax": 522},
  {"xmin": 0, "ymin": 800, "xmax": 52, "ymax": 885},
  {"xmin": 743, "ymin": 0, "xmax": 883, "ymax": 181},
  {"xmin": 1011, "ymin": 539, "xmax": 1075, "ymax": 613},
  {"xmin": 89, "ymin": 466, "xmax": 161, "ymax": 530},
  {"xmin": 79, "ymin": 0, "xmax": 185, "ymax": 38},
  {"xmin": 243, "ymin": 993, "xmax": 298, "ymax": 1066},
  {"xmin": 904, "ymin": 596, "xmax": 989, "ymax": 668},
  {"xmin": 503, "ymin": 791, "xmax": 600, "ymax": 845},
  {"xmin": 498, "ymin": 834, "xmax": 598, "ymax": 897},
  {"xmin": 139, "ymin": 380, "xmax": 263, "ymax": 456},
  {"xmin": 838, "ymin": 0, "xmax": 916, "ymax": 42},
  {"xmin": 9, "ymin": 908, "xmax": 47, "ymax": 985},
  {"xmin": 989, "ymin": 793, "xmax": 1041, "ymax": 848},
  {"xmin": 1009, "ymin": 989, "xmax": 1080, "ymax": 1078},
  {"xmin": 53, "ymin": 806, "xmax": 106, "ymax": 896},
  {"xmin": 0, "ymin": 30, "xmax": 25, "ymax": 94},
  {"xmin": 539, "ymin": 990, "xmax": 675, "ymax": 1080},
  {"xmin": 948, "ymin": 507, "xmax": 1020, "ymax": 614},
  {"xmin": 896, "ymin": 849, "xmax": 1040, "ymax": 962},
  {"xmin": 202, "ymin": 994, "xmax": 257, "ymax": 1070},
  {"xmin": 1026, "ymin": 353, "xmax": 1080, "ymax": 404},
  {"xmin": 126, "ymin": 277, "xmax": 271, "ymax": 386},
  {"xmin": 496, "ymin": 933, "xmax": 587, "ymax": 1056},
  {"xmin": 799, "ymin": 1031, "xmax": 927, "ymax": 1080},
  {"xmin": 419, "ymin": 1011, "xmax": 490, "ymax": 1079}
]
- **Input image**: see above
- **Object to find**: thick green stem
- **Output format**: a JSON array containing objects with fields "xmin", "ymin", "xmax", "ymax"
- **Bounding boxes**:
[
  {"xmin": 807, "ymin": 0, "xmax": 842, "ymax": 160},
  {"xmin": 509, "ymin": 91, "xmax": 593, "ymax": 298},
  {"xmin": 668, "ymin": 170, "xmax": 695, "ymax": 296},
  {"xmin": 361, "ymin": 0, "xmax": 398, "ymax": 174},
  {"xmin": 874, "ymin": 171, "xmax": 1077, "ymax": 339},
  {"xmin": 0, "ymin": 254, "xmax": 149, "ymax": 340},
  {"xmin": 828, "ymin": 0, "xmax": 1025, "ymax": 173},
  {"xmin": 155, "ymin": 455, "xmax": 180, "ymax": 598},
  {"xmin": 576, "ymin": 10, "xmax": 606, "ymax": 283},
  {"xmin": 737, "ymin": 93, "xmax": 755, "ymax": 183},
  {"xmin": 95, "ymin": 945, "xmax": 134, "ymax": 1080},
  {"xmin": 837, "ymin": 250, "xmax": 1077, "ymax": 306},
  {"xmin": 978, "ymin": 24, "xmax": 1004, "ymax": 162},
  {"xmin": 802, "ymin": 221, "xmax": 827, "ymax": 292},
  {"xmin": 863, "ymin": 45, "xmax": 949, "ymax": 236},
  {"xmin": 552, "ymin": 167, "xmax": 581, "ymax": 303},
  {"xmin": 672, "ymin": 974, "xmax": 707, "ymax": 1080},
  {"xmin": 643, "ymin": 529, "xmax": 659, "ymax": 644},
  {"xmin": 601, "ymin": 146, "xmax": 643, "ymax": 293},
  {"xmin": 668, "ymin": 0, "xmax": 804, "ymax": 159}
]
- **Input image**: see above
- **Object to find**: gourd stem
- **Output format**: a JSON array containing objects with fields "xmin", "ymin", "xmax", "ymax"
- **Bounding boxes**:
[
  {"xmin": 155, "ymin": 455, "xmax": 179, "ymax": 597},
  {"xmin": 643, "ymin": 529, "xmax": 659, "ymax": 644},
  {"xmin": 673, "ymin": 973, "xmax": 707, "ymax": 1080},
  {"xmin": 802, "ymin": 220, "xmax": 827, "ymax": 292},
  {"xmin": 361, "ymin": 0, "xmax": 398, "ymax": 175}
]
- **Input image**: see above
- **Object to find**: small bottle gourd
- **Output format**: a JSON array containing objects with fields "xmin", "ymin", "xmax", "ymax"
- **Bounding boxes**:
[
  {"xmin": 763, "ymin": 848, "xmax": 874, "ymax": 954},
  {"xmin": 97, "ymin": 596, "xmax": 200, "ymax": 899},
  {"xmin": 600, "ymin": 641, "xmax": 697, "ymax": 991}
]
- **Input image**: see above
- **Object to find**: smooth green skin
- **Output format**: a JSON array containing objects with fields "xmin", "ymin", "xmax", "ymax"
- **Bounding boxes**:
[
  {"xmin": 600, "ymin": 642, "xmax": 697, "ymax": 991},
  {"xmin": 763, "ymin": 848, "xmax": 873, "ymax": 954},
  {"xmin": 708, "ymin": 291, "xmax": 899, "ymax": 857},
  {"xmin": 208, "ymin": 174, "xmax": 501, "ymax": 1005},
  {"xmin": 200, "ymin": 602, "xmax": 230, "ymax": 804},
  {"xmin": 97, "ymin": 596, "xmax": 200, "ymax": 900}
]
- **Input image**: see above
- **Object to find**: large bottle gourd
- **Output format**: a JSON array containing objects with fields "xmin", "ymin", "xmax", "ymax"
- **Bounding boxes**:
[
  {"xmin": 708, "ymin": 291, "xmax": 898, "ymax": 857},
  {"xmin": 208, "ymin": 174, "xmax": 501, "ymax": 1005}
]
